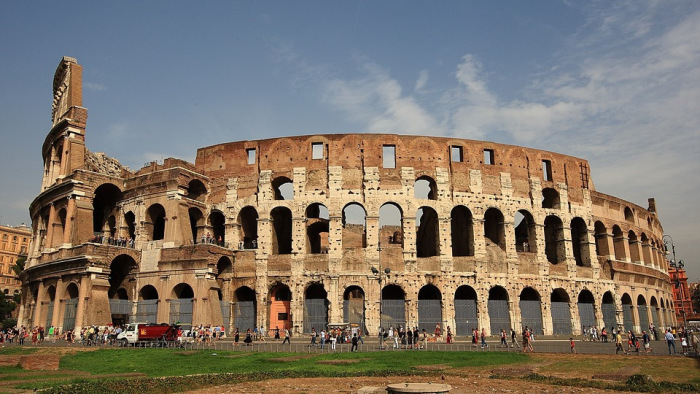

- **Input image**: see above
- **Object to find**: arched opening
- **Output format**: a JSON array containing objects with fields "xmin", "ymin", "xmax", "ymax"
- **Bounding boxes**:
[
  {"xmin": 542, "ymin": 188, "xmax": 560, "ymax": 209},
  {"xmin": 650, "ymin": 296, "xmax": 661, "ymax": 330},
  {"xmin": 306, "ymin": 203, "xmax": 329, "ymax": 254},
  {"xmin": 418, "ymin": 285, "xmax": 442, "ymax": 332},
  {"xmin": 135, "ymin": 284, "xmax": 159, "ymax": 324},
  {"xmin": 56, "ymin": 208, "xmax": 67, "ymax": 246},
  {"xmin": 186, "ymin": 179, "xmax": 207, "ymax": 202},
  {"xmin": 109, "ymin": 255, "xmax": 137, "ymax": 325},
  {"xmin": 209, "ymin": 210, "xmax": 226, "ymax": 246},
  {"xmin": 621, "ymin": 293, "xmax": 634, "ymax": 333},
  {"xmin": 624, "ymin": 206, "xmax": 634, "ymax": 223},
  {"xmin": 601, "ymin": 291, "xmax": 616, "ymax": 330},
  {"xmin": 63, "ymin": 283, "xmax": 79, "ymax": 331},
  {"xmin": 414, "ymin": 176, "xmax": 437, "ymax": 200},
  {"xmin": 519, "ymin": 287, "xmax": 543, "ymax": 334},
  {"xmin": 270, "ymin": 207, "xmax": 293, "ymax": 254},
  {"xmin": 544, "ymin": 215, "xmax": 565, "ymax": 264},
  {"xmin": 343, "ymin": 286, "xmax": 365, "ymax": 334},
  {"xmin": 454, "ymin": 285, "xmax": 478, "ymax": 336},
  {"xmin": 92, "ymin": 183, "xmax": 123, "ymax": 234},
  {"xmin": 628, "ymin": 231, "xmax": 640, "ymax": 263},
  {"xmin": 124, "ymin": 211, "xmax": 136, "ymax": 241},
  {"xmin": 594, "ymin": 221, "xmax": 609, "ymax": 256},
  {"xmin": 379, "ymin": 203, "xmax": 403, "ymax": 246},
  {"xmin": 45, "ymin": 286, "xmax": 56, "ymax": 328},
  {"xmin": 146, "ymin": 204, "xmax": 166, "ymax": 241},
  {"xmin": 612, "ymin": 225, "xmax": 626, "ymax": 261},
  {"xmin": 514, "ymin": 210, "xmax": 536, "ymax": 253},
  {"xmin": 641, "ymin": 233, "xmax": 652, "ymax": 266},
  {"xmin": 272, "ymin": 177, "xmax": 294, "ymax": 200},
  {"xmin": 170, "ymin": 283, "xmax": 194, "ymax": 329},
  {"xmin": 451, "ymin": 206, "xmax": 474, "ymax": 257},
  {"xmin": 342, "ymin": 203, "xmax": 366, "ymax": 248},
  {"xmin": 304, "ymin": 283, "xmax": 328, "ymax": 333},
  {"xmin": 238, "ymin": 206, "xmax": 258, "ymax": 249},
  {"xmin": 381, "ymin": 284, "xmax": 406, "ymax": 329},
  {"xmin": 268, "ymin": 284, "xmax": 292, "ymax": 332},
  {"xmin": 636, "ymin": 295, "xmax": 649, "ymax": 333},
  {"xmin": 233, "ymin": 286, "xmax": 256, "ymax": 332},
  {"xmin": 188, "ymin": 207, "xmax": 204, "ymax": 244},
  {"xmin": 577, "ymin": 290, "xmax": 596, "ymax": 331},
  {"xmin": 571, "ymin": 217, "xmax": 590, "ymax": 267},
  {"xmin": 488, "ymin": 286, "xmax": 511, "ymax": 335},
  {"xmin": 416, "ymin": 207, "xmax": 439, "ymax": 257},
  {"xmin": 483, "ymin": 208, "xmax": 505, "ymax": 251},
  {"xmin": 550, "ymin": 288, "xmax": 572, "ymax": 335}
]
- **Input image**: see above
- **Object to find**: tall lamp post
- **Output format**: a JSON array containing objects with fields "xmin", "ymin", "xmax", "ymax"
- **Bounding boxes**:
[
  {"xmin": 372, "ymin": 241, "xmax": 391, "ymax": 348},
  {"xmin": 664, "ymin": 235, "xmax": 687, "ymax": 328}
]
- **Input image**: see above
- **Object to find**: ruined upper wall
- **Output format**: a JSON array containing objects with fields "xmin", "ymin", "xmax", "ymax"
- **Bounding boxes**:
[{"xmin": 195, "ymin": 134, "xmax": 594, "ymax": 202}]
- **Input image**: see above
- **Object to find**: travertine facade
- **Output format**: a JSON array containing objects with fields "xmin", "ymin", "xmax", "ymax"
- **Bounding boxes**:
[{"xmin": 18, "ymin": 57, "xmax": 676, "ymax": 336}]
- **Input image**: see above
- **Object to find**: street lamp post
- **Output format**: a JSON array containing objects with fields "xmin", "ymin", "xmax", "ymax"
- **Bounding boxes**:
[
  {"xmin": 664, "ymin": 235, "xmax": 687, "ymax": 328},
  {"xmin": 372, "ymin": 241, "xmax": 391, "ymax": 348}
]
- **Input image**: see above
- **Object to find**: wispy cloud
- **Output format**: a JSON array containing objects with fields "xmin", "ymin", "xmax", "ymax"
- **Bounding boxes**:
[{"xmin": 84, "ymin": 82, "xmax": 106, "ymax": 92}]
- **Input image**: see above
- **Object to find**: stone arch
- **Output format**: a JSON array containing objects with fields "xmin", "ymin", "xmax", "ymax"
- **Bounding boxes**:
[
  {"xmin": 483, "ymin": 207, "xmax": 505, "ymax": 251},
  {"xmin": 601, "ymin": 291, "xmax": 617, "ymax": 330},
  {"xmin": 414, "ymin": 176, "xmax": 437, "ymax": 200},
  {"xmin": 146, "ymin": 203, "xmax": 166, "ymax": 241},
  {"xmin": 304, "ymin": 282, "xmax": 328, "ymax": 333},
  {"xmin": 343, "ymin": 285, "xmax": 366, "ymax": 333},
  {"xmin": 306, "ymin": 203, "xmax": 329, "ymax": 254},
  {"xmin": 640, "ymin": 233, "xmax": 652, "ymax": 266},
  {"xmin": 44, "ymin": 285, "xmax": 56, "ymax": 328},
  {"xmin": 542, "ymin": 187, "xmax": 560, "ymax": 209},
  {"xmin": 594, "ymin": 221, "xmax": 609, "ymax": 256},
  {"xmin": 544, "ymin": 215, "xmax": 565, "ymax": 264},
  {"xmin": 636, "ymin": 294, "xmax": 649, "ymax": 333},
  {"xmin": 628, "ymin": 230, "xmax": 640, "ymax": 263},
  {"xmin": 268, "ymin": 283, "xmax": 292, "ymax": 332},
  {"xmin": 270, "ymin": 206, "xmax": 293, "ymax": 254},
  {"xmin": 621, "ymin": 293, "xmax": 634, "ymax": 332},
  {"xmin": 186, "ymin": 179, "xmax": 207, "ymax": 202},
  {"xmin": 416, "ymin": 206, "xmax": 439, "ymax": 257},
  {"xmin": 56, "ymin": 207, "xmax": 67, "ymax": 245},
  {"xmin": 237, "ymin": 206, "xmax": 258, "ymax": 249},
  {"xmin": 514, "ymin": 209, "xmax": 536, "ymax": 253},
  {"xmin": 551, "ymin": 288, "xmax": 572, "ymax": 335},
  {"xmin": 170, "ymin": 283, "xmax": 194, "ymax": 329},
  {"xmin": 123, "ymin": 211, "xmax": 136, "ymax": 240},
  {"xmin": 108, "ymin": 254, "xmax": 137, "ymax": 299},
  {"xmin": 342, "ymin": 203, "xmax": 366, "ymax": 248},
  {"xmin": 381, "ymin": 284, "xmax": 406, "ymax": 329},
  {"xmin": 188, "ymin": 207, "xmax": 204, "ymax": 244},
  {"xmin": 233, "ymin": 286, "xmax": 256, "ymax": 332},
  {"xmin": 379, "ymin": 202, "xmax": 403, "ymax": 246},
  {"xmin": 208, "ymin": 210, "xmax": 226, "ymax": 245},
  {"xmin": 488, "ymin": 286, "xmax": 511, "ymax": 335},
  {"xmin": 571, "ymin": 217, "xmax": 590, "ymax": 266},
  {"xmin": 577, "ymin": 289, "xmax": 596, "ymax": 330},
  {"xmin": 63, "ymin": 282, "xmax": 79, "ymax": 331},
  {"xmin": 451, "ymin": 205, "xmax": 474, "ymax": 257},
  {"xmin": 454, "ymin": 285, "xmax": 478, "ymax": 335},
  {"xmin": 624, "ymin": 206, "xmax": 634, "ymax": 223},
  {"xmin": 92, "ymin": 183, "xmax": 123, "ymax": 234},
  {"xmin": 271, "ymin": 176, "xmax": 294, "ymax": 200},
  {"xmin": 649, "ymin": 296, "xmax": 661, "ymax": 330},
  {"xmin": 417, "ymin": 284, "xmax": 442, "ymax": 332},
  {"xmin": 612, "ymin": 225, "xmax": 626, "ymax": 261},
  {"xmin": 519, "ymin": 287, "xmax": 543, "ymax": 334}
]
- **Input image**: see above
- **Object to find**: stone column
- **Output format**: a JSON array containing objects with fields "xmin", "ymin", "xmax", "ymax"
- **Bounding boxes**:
[
  {"xmin": 45, "ymin": 203, "xmax": 58, "ymax": 249},
  {"xmin": 62, "ymin": 196, "xmax": 77, "ymax": 245},
  {"xmin": 569, "ymin": 301, "xmax": 581, "ymax": 335},
  {"xmin": 51, "ymin": 278, "xmax": 64, "ymax": 331}
]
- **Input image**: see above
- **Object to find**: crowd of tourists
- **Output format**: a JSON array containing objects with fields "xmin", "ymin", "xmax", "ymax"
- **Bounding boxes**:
[{"xmin": 89, "ymin": 234, "xmax": 135, "ymax": 248}]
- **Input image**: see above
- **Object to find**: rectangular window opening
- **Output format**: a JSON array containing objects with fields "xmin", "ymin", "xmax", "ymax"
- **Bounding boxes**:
[
  {"xmin": 383, "ymin": 145, "xmax": 396, "ymax": 169},
  {"xmin": 483, "ymin": 149, "xmax": 494, "ymax": 165},
  {"xmin": 311, "ymin": 142, "xmax": 324, "ymax": 160},
  {"xmin": 451, "ymin": 146, "xmax": 463, "ymax": 162},
  {"xmin": 246, "ymin": 148, "xmax": 256, "ymax": 165},
  {"xmin": 542, "ymin": 160, "xmax": 553, "ymax": 181}
]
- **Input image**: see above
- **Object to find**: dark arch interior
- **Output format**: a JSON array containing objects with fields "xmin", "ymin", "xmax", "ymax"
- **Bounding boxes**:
[
  {"xmin": 140, "ymin": 285, "xmax": 159, "ymax": 300},
  {"xmin": 210, "ymin": 211, "xmax": 226, "ymax": 243},
  {"xmin": 272, "ymin": 177, "xmax": 294, "ymax": 200},
  {"xmin": 382, "ymin": 285, "xmax": 405, "ymax": 300},
  {"xmin": 621, "ymin": 293, "xmax": 632, "ymax": 305},
  {"xmin": 65, "ymin": 283, "xmax": 79, "ymax": 299},
  {"xmin": 551, "ymin": 288, "xmax": 570, "ymax": 303},
  {"xmin": 217, "ymin": 257, "xmax": 233, "ymax": 276},
  {"xmin": 344, "ymin": 286, "xmax": 365, "ymax": 300},
  {"xmin": 93, "ymin": 183, "xmax": 123, "ymax": 233},
  {"xmin": 186, "ymin": 179, "xmax": 207, "ymax": 201},
  {"xmin": 271, "ymin": 285, "xmax": 291, "ymax": 301},
  {"xmin": 305, "ymin": 283, "xmax": 327, "ymax": 299},
  {"xmin": 234, "ymin": 286, "xmax": 256, "ymax": 302},
  {"xmin": 416, "ymin": 207, "xmax": 439, "ymax": 257},
  {"xmin": 418, "ymin": 285, "xmax": 441, "ymax": 299},
  {"xmin": 239, "ymin": 206, "xmax": 259, "ymax": 249},
  {"xmin": 578, "ymin": 290, "xmax": 595, "ymax": 303},
  {"xmin": 488, "ymin": 286, "xmax": 509, "ymax": 301},
  {"xmin": 451, "ymin": 206, "xmax": 474, "ymax": 257},
  {"xmin": 271, "ymin": 207, "xmax": 292, "ymax": 254},
  {"xmin": 173, "ymin": 284, "xmax": 194, "ymax": 299},
  {"xmin": 542, "ymin": 187, "xmax": 560, "ymax": 209},
  {"xmin": 602, "ymin": 291, "xmax": 614, "ymax": 304},
  {"xmin": 188, "ymin": 207, "xmax": 203, "ymax": 244},
  {"xmin": 455, "ymin": 285, "xmax": 477, "ymax": 300},
  {"xmin": 109, "ymin": 255, "xmax": 137, "ymax": 298},
  {"xmin": 483, "ymin": 208, "xmax": 505, "ymax": 250},
  {"xmin": 519, "ymin": 287, "xmax": 541, "ymax": 301},
  {"xmin": 148, "ymin": 204, "xmax": 166, "ymax": 241}
]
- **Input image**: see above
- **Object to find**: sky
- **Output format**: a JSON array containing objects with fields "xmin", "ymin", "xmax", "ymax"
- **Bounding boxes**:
[{"xmin": 0, "ymin": 1, "xmax": 698, "ymax": 281}]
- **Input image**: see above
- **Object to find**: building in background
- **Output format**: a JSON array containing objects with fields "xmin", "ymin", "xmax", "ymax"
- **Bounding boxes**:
[
  {"xmin": 668, "ymin": 267, "xmax": 696, "ymax": 324},
  {"xmin": 0, "ymin": 224, "xmax": 31, "ymax": 296}
]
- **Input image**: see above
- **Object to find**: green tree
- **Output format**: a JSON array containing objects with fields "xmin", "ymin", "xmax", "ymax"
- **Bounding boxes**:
[
  {"xmin": 12, "ymin": 256, "xmax": 26, "ymax": 276},
  {"xmin": 0, "ymin": 291, "xmax": 17, "ymax": 328}
]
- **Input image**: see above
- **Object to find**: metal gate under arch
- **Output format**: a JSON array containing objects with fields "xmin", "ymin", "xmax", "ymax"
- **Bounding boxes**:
[
  {"xmin": 637, "ymin": 305, "xmax": 649, "ymax": 333},
  {"xmin": 455, "ymin": 299, "xmax": 477, "ymax": 336},
  {"xmin": 135, "ymin": 300, "xmax": 158, "ymax": 324},
  {"xmin": 381, "ymin": 299, "xmax": 406, "ymax": 330},
  {"xmin": 651, "ymin": 307, "xmax": 661, "ymax": 329},
  {"xmin": 343, "ymin": 299, "xmax": 365, "ymax": 334},
  {"xmin": 220, "ymin": 301, "xmax": 231, "ymax": 334},
  {"xmin": 551, "ymin": 302, "xmax": 572, "ymax": 335},
  {"xmin": 519, "ymin": 300, "xmax": 543, "ymax": 334},
  {"xmin": 578, "ymin": 302, "xmax": 596, "ymax": 330},
  {"xmin": 488, "ymin": 300, "xmax": 510, "ymax": 334},
  {"xmin": 45, "ymin": 301, "xmax": 54, "ymax": 328},
  {"xmin": 602, "ymin": 303, "xmax": 616, "ymax": 330},
  {"xmin": 169, "ymin": 299, "xmax": 193, "ymax": 330},
  {"xmin": 622, "ymin": 305, "xmax": 634, "ymax": 332},
  {"xmin": 233, "ymin": 301, "xmax": 255, "ymax": 332},
  {"xmin": 63, "ymin": 299, "xmax": 78, "ymax": 331},
  {"xmin": 304, "ymin": 299, "xmax": 328, "ymax": 333},
  {"xmin": 418, "ymin": 299, "xmax": 442, "ymax": 332}
]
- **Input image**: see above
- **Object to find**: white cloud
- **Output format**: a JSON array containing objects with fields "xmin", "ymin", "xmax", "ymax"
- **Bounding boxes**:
[
  {"xmin": 84, "ymin": 82, "xmax": 106, "ymax": 92},
  {"xmin": 414, "ymin": 69, "xmax": 429, "ymax": 92}
]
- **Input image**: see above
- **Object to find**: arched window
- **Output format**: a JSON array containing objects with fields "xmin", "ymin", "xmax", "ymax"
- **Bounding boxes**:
[
  {"xmin": 188, "ymin": 207, "xmax": 204, "ymax": 244},
  {"xmin": 93, "ymin": 184, "xmax": 123, "ymax": 234},
  {"xmin": 379, "ymin": 203, "xmax": 403, "ymax": 246},
  {"xmin": 571, "ymin": 217, "xmax": 590, "ymax": 266},
  {"xmin": 551, "ymin": 288, "xmax": 572, "ymax": 335},
  {"xmin": 343, "ymin": 286, "xmax": 365, "ymax": 333},
  {"xmin": 628, "ymin": 230, "xmax": 640, "ymax": 263},
  {"xmin": 488, "ymin": 286, "xmax": 510, "ymax": 335},
  {"xmin": 186, "ymin": 179, "xmax": 207, "ymax": 202},
  {"xmin": 381, "ymin": 284, "xmax": 406, "ymax": 329},
  {"xmin": 304, "ymin": 283, "xmax": 328, "ymax": 333},
  {"xmin": 209, "ymin": 210, "xmax": 226, "ymax": 246},
  {"xmin": 306, "ymin": 203, "xmax": 329, "ymax": 254},
  {"xmin": 483, "ymin": 208, "xmax": 505, "ymax": 251},
  {"xmin": 624, "ymin": 206, "xmax": 634, "ymax": 223},
  {"xmin": 272, "ymin": 177, "xmax": 294, "ymax": 200},
  {"xmin": 542, "ymin": 188, "xmax": 560, "ymax": 209},
  {"xmin": 417, "ymin": 285, "xmax": 442, "ymax": 331},
  {"xmin": 544, "ymin": 215, "xmax": 565, "ymax": 264},
  {"xmin": 416, "ymin": 207, "xmax": 439, "ymax": 257},
  {"xmin": 342, "ymin": 203, "xmax": 366, "ymax": 248},
  {"xmin": 270, "ymin": 207, "xmax": 292, "ymax": 254},
  {"xmin": 577, "ymin": 290, "xmax": 596, "ymax": 330},
  {"xmin": 238, "ymin": 206, "xmax": 258, "ymax": 249},
  {"xmin": 454, "ymin": 286, "xmax": 478, "ymax": 335},
  {"xmin": 514, "ymin": 210, "xmax": 536, "ymax": 253},
  {"xmin": 594, "ymin": 221, "xmax": 609, "ymax": 256},
  {"xmin": 612, "ymin": 225, "xmax": 626, "ymax": 261},
  {"xmin": 519, "ymin": 287, "xmax": 543, "ymax": 335},
  {"xmin": 451, "ymin": 206, "xmax": 474, "ymax": 257},
  {"xmin": 414, "ymin": 176, "xmax": 437, "ymax": 200},
  {"xmin": 146, "ymin": 204, "xmax": 166, "ymax": 241}
]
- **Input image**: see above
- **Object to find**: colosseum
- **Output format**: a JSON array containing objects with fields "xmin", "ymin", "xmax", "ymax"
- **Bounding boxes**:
[{"xmin": 17, "ymin": 57, "xmax": 676, "ymax": 338}]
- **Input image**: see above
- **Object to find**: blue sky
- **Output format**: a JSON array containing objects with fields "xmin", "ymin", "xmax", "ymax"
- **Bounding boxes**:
[{"xmin": 1, "ymin": 1, "xmax": 699, "ymax": 280}]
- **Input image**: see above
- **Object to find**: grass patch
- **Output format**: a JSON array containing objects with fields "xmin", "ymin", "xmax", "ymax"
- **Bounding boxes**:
[{"xmin": 0, "ymin": 346, "xmax": 38, "ymax": 355}]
